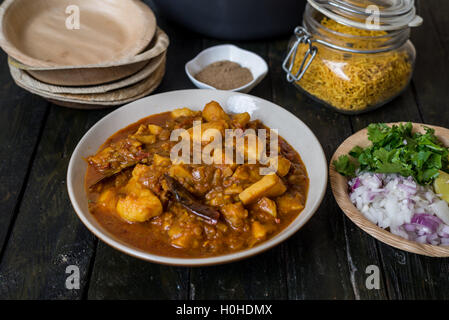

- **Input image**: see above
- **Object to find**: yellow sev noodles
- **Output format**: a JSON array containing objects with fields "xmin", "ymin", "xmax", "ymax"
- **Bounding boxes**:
[{"xmin": 292, "ymin": 18, "xmax": 412, "ymax": 111}]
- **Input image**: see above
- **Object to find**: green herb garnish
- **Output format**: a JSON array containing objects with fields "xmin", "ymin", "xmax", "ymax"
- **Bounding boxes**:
[{"xmin": 333, "ymin": 123, "xmax": 449, "ymax": 185}]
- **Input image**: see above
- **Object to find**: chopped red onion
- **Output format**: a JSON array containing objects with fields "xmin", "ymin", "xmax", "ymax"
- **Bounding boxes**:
[
  {"xmin": 416, "ymin": 235, "xmax": 428, "ymax": 244},
  {"xmin": 427, "ymin": 233, "xmax": 440, "ymax": 246},
  {"xmin": 349, "ymin": 172, "xmax": 449, "ymax": 247},
  {"xmin": 403, "ymin": 223, "xmax": 417, "ymax": 232},
  {"xmin": 411, "ymin": 214, "xmax": 441, "ymax": 233},
  {"xmin": 351, "ymin": 178, "xmax": 361, "ymax": 191}
]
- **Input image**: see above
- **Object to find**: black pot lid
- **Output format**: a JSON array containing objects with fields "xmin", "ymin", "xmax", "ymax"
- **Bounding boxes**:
[{"xmin": 308, "ymin": 0, "xmax": 423, "ymax": 30}]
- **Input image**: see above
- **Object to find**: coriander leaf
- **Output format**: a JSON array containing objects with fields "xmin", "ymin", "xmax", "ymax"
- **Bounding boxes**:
[
  {"xmin": 375, "ymin": 163, "xmax": 411, "ymax": 176},
  {"xmin": 419, "ymin": 168, "xmax": 440, "ymax": 183},
  {"xmin": 410, "ymin": 150, "xmax": 431, "ymax": 169},
  {"xmin": 333, "ymin": 155, "xmax": 356, "ymax": 177},
  {"xmin": 427, "ymin": 153, "xmax": 442, "ymax": 169},
  {"xmin": 373, "ymin": 148, "xmax": 392, "ymax": 163},
  {"xmin": 335, "ymin": 122, "xmax": 449, "ymax": 185},
  {"xmin": 349, "ymin": 146, "xmax": 363, "ymax": 158},
  {"xmin": 367, "ymin": 123, "xmax": 390, "ymax": 144}
]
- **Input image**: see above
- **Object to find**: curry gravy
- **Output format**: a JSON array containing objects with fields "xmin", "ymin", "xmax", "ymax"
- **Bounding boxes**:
[{"xmin": 85, "ymin": 108, "xmax": 309, "ymax": 258}]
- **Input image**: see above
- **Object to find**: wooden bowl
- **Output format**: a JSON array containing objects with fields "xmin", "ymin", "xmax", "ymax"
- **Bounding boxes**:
[
  {"xmin": 12, "ymin": 58, "xmax": 166, "ymax": 109},
  {"xmin": 45, "ymin": 71, "xmax": 164, "ymax": 109},
  {"xmin": 45, "ymin": 73, "xmax": 164, "ymax": 109},
  {"xmin": 9, "ymin": 52, "xmax": 166, "ymax": 94},
  {"xmin": 7, "ymin": 28, "xmax": 169, "ymax": 86},
  {"xmin": 330, "ymin": 123, "xmax": 449, "ymax": 257},
  {"xmin": 0, "ymin": 0, "xmax": 156, "ymax": 67},
  {"xmin": 24, "ymin": 60, "xmax": 149, "ymax": 87}
]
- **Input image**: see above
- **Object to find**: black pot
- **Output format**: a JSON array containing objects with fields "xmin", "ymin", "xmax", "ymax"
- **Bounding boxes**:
[{"xmin": 151, "ymin": 0, "xmax": 306, "ymax": 40}]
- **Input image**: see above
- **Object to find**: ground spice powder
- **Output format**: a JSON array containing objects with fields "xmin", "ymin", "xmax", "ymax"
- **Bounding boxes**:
[{"xmin": 194, "ymin": 60, "xmax": 253, "ymax": 90}]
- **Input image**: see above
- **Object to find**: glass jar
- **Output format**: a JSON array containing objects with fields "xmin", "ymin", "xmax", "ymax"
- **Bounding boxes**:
[{"xmin": 283, "ymin": 0, "xmax": 422, "ymax": 114}]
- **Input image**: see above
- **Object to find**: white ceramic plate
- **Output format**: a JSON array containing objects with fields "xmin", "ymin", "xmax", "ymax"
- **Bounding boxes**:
[
  {"xmin": 185, "ymin": 45, "xmax": 268, "ymax": 93},
  {"xmin": 67, "ymin": 89, "xmax": 327, "ymax": 266}
]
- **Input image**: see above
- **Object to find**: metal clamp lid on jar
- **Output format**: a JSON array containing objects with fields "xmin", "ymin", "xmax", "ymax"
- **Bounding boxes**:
[
  {"xmin": 283, "ymin": 0, "xmax": 423, "ymax": 83},
  {"xmin": 308, "ymin": 0, "xmax": 423, "ymax": 31},
  {"xmin": 283, "ymin": 27, "xmax": 318, "ymax": 83}
]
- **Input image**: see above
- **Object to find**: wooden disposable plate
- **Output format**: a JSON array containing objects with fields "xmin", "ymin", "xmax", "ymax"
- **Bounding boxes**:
[
  {"xmin": 12, "ymin": 58, "xmax": 166, "ymax": 109},
  {"xmin": 330, "ymin": 123, "xmax": 449, "ymax": 257},
  {"xmin": 24, "ymin": 60, "xmax": 149, "ymax": 87},
  {"xmin": 8, "ymin": 28, "xmax": 169, "ymax": 86},
  {"xmin": 44, "ymin": 73, "xmax": 164, "ymax": 109},
  {"xmin": 0, "ymin": 0, "xmax": 156, "ymax": 67},
  {"xmin": 44, "ymin": 74, "xmax": 164, "ymax": 109},
  {"xmin": 9, "ymin": 52, "xmax": 166, "ymax": 94}
]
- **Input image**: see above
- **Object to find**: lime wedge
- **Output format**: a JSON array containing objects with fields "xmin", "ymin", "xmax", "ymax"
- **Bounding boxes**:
[{"xmin": 434, "ymin": 170, "xmax": 449, "ymax": 203}]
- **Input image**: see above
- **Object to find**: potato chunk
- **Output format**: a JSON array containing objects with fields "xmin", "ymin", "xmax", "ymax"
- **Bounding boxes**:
[
  {"xmin": 131, "ymin": 124, "xmax": 157, "ymax": 144},
  {"xmin": 153, "ymin": 154, "xmax": 171, "ymax": 166},
  {"xmin": 134, "ymin": 135, "xmax": 156, "ymax": 144},
  {"xmin": 232, "ymin": 166, "xmax": 250, "ymax": 180},
  {"xmin": 116, "ymin": 176, "xmax": 162, "ymax": 223},
  {"xmin": 268, "ymin": 156, "xmax": 291, "ymax": 177},
  {"xmin": 221, "ymin": 166, "xmax": 234, "ymax": 178},
  {"xmin": 276, "ymin": 193, "xmax": 304, "ymax": 215},
  {"xmin": 251, "ymin": 197, "xmax": 277, "ymax": 217},
  {"xmin": 252, "ymin": 221, "xmax": 269, "ymax": 239},
  {"xmin": 134, "ymin": 124, "xmax": 149, "ymax": 136},
  {"xmin": 224, "ymin": 184, "xmax": 244, "ymax": 195},
  {"xmin": 171, "ymin": 107, "xmax": 196, "ymax": 118},
  {"xmin": 202, "ymin": 101, "xmax": 230, "ymax": 122},
  {"xmin": 232, "ymin": 112, "xmax": 250, "ymax": 128},
  {"xmin": 168, "ymin": 164, "xmax": 192, "ymax": 180},
  {"xmin": 239, "ymin": 174, "xmax": 286, "ymax": 205},
  {"xmin": 131, "ymin": 163, "xmax": 150, "ymax": 179},
  {"xmin": 264, "ymin": 178, "xmax": 287, "ymax": 198},
  {"xmin": 116, "ymin": 190, "xmax": 162, "ymax": 223},
  {"xmin": 98, "ymin": 189, "xmax": 118, "ymax": 211},
  {"xmin": 148, "ymin": 124, "xmax": 163, "ymax": 135}
]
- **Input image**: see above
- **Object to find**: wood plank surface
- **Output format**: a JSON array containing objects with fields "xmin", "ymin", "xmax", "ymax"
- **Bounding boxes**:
[
  {"xmin": 384, "ymin": 0, "xmax": 449, "ymax": 300},
  {"xmin": 268, "ymin": 39, "xmax": 363, "ymax": 299},
  {"xmin": 0, "ymin": 106, "xmax": 107, "ymax": 299},
  {"xmin": 0, "ymin": 52, "xmax": 48, "ymax": 256},
  {"xmin": 349, "ymin": 90, "xmax": 424, "ymax": 299},
  {"xmin": 188, "ymin": 39, "xmax": 289, "ymax": 300},
  {"xmin": 86, "ymin": 5, "xmax": 198, "ymax": 299}
]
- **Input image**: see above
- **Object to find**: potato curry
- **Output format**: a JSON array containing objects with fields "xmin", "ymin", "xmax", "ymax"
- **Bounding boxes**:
[{"xmin": 85, "ymin": 101, "xmax": 309, "ymax": 257}]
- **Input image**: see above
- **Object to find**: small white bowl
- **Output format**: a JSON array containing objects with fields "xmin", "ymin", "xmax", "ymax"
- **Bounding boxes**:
[
  {"xmin": 67, "ymin": 89, "xmax": 327, "ymax": 266},
  {"xmin": 185, "ymin": 44, "xmax": 268, "ymax": 93}
]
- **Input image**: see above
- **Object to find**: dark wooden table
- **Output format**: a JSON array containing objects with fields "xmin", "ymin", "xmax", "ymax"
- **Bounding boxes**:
[{"xmin": 1, "ymin": 0, "xmax": 448, "ymax": 300}]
